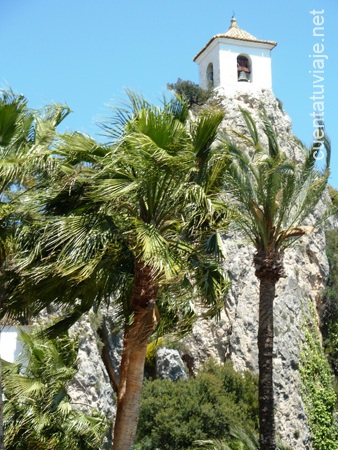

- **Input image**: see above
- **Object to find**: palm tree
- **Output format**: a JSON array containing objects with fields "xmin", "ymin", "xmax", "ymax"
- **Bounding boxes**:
[
  {"xmin": 0, "ymin": 89, "xmax": 32, "ymax": 450},
  {"xmin": 0, "ymin": 90, "xmax": 70, "ymax": 450},
  {"xmin": 221, "ymin": 108, "xmax": 330, "ymax": 450},
  {"xmin": 2, "ymin": 330, "xmax": 107, "ymax": 450},
  {"xmin": 5, "ymin": 93, "xmax": 230, "ymax": 450}
]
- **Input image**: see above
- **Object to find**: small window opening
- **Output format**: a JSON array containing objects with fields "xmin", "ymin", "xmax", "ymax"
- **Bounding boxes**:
[
  {"xmin": 237, "ymin": 55, "xmax": 251, "ymax": 82},
  {"xmin": 206, "ymin": 63, "xmax": 214, "ymax": 87}
]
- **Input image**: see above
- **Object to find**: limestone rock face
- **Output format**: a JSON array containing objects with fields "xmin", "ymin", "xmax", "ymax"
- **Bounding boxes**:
[
  {"xmin": 68, "ymin": 315, "xmax": 116, "ymax": 449},
  {"xmin": 156, "ymin": 348, "xmax": 188, "ymax": 381},
  {"xmin": 180, "ymin": 89, "xmax": 330, "ymax": 450}
]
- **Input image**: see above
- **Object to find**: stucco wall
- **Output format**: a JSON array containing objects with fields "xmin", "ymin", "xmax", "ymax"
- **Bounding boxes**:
[
  {"xmin": 0, "ymin": 326, "xmax": 26, "ymax": 363},
  {"xmin": 196, "ymin": 38, "xmax": 273, "ymax": 93}
]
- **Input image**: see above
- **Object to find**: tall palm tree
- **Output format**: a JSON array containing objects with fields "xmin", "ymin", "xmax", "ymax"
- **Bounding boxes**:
[
  {"xmin": 4, "ymin": 94, "xmax": 230, "ymax": 450},
  {"xmin": 221, "ymin": 108, "xmax": 330, "ymax": 450}
]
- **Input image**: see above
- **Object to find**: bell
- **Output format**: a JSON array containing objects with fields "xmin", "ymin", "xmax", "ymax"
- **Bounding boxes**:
[{"xmin": 238, "ymin": 70, "xmax": 248, "ymax": 82}]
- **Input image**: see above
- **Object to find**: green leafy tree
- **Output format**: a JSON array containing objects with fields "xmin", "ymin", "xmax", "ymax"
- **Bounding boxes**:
[
  {"xmin": 135, "ymin": 361, "xmax": 258, "ymax": 450},
  {"xmin": 2, "ymin": 330, "xmax": 107, "ymax": 450},
  {"xmin": 5, "ymin": 93, "xmax": 230, "ymax": 450},
  {"xmin": 167, "ymin": 79, "xmax": 213, "ymax": 107},
  {"xmin": 221, "ymin": 108, "xmax": 331, "ymax": 450}
]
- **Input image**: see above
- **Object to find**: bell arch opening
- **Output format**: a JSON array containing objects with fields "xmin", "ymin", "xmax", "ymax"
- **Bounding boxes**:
[{"xmin": 237, "ymin": 54, "xmax": 252, "ymax": 82}]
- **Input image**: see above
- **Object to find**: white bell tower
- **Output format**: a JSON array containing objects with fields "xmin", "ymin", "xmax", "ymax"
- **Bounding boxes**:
[{"xmin": 193, "ymin": 18, "xmax": 277, "ymax": 93}]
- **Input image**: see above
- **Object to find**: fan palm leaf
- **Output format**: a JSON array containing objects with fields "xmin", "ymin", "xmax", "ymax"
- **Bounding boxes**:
[
  {"xmin": 2, "ymin": 92, "xmax": 230, "ymax": 450},
  {"xmin": 3, "ymin": 331, "xmax": 107, "ymax": 450}
]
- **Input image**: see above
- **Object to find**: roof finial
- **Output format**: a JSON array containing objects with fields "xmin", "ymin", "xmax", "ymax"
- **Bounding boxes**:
[{"xmin": 230, "ymin": 14, "xmax": 238, "ymax": 29}]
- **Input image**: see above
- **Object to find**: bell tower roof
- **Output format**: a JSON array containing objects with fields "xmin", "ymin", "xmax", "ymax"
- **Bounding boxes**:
[{"xmin": 193, "ymin": 18, "xmax": 277, "ymax": 62}]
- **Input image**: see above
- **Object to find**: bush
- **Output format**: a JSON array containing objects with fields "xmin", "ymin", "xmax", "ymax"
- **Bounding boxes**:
[
  {"xmin": 300, "ymin": 303, "xmax": 338, "ymax": 450},
  {"xmin": 322, "ymin": 229, "xmax": 338, "ymax": 377},
  {"xmin": 167, "ymin": 79, "xmax": 213, "ymax": 107},
  {"xmin": 135, "ymin": 361, "xmax": 258, "ymax": 450}
]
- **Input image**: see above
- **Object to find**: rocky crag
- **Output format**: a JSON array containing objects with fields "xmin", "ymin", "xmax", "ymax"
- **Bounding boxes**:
[{"xmin": 70, "ymin": 89, "xmax": 331, "ymax": 450}]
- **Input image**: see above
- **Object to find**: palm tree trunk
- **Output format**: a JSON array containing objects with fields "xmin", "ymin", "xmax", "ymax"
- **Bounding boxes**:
[
  {"xmin": 112, "ymin": 260, "xmax": 159, "ymax": 450},
  {"xmin": 112, "ymin": 331, "xmax": 148, "ymax": 450},
  {"xmin": 258, "ymin": 276, "xmax": 276, "ymax": 450}
]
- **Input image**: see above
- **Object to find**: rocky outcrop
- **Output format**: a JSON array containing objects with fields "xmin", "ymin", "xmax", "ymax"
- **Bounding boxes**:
[
  {"xmin": 156, "ymin": 348, "xmax": 188, "ymax": 381},
  {"xmin": 68, "ymin": 315, "xmax": 116, "ymax": 449}
]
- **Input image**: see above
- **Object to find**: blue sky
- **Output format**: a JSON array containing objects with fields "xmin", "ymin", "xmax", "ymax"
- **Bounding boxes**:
[{"xmin": 1, "ymin": 0, "xmax": 337, "ymax": 187}]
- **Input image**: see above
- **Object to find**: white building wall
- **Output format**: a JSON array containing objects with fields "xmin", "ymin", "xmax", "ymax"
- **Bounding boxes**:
[
  {"xmin": 196, "ymin": 38, "xmax": 274, "ymax": 93},
  {"xmin": 198, "ymin": 42, "xmax": 221, "ymax": 90},
  {"xmin": 219, "ymin": 42, "xmax": 272, "ymax": 90},
  {"xmin": 0, "ymin": 326, "xmax": 27, "ymax": 363},
  {"xmin": 219, "ymin": 44, "xmax": 238, "ymax": 86},
  {"xmin": 249, "ymin": 50, "xmax": 273, "ymax": 89}
]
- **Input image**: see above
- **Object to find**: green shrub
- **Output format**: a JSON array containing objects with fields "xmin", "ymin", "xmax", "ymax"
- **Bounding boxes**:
[
  {"xmin": 144, "ymin": 338, "xmax": 165, "ymax": 377},
  {"xmin": 299, "ymin": 303, "xmax": 338, "ymax": 450},
  {"xmin": 167, "ymin": 79, "xmax": 213, "ymax": 107},
  {"xmin": 135, "ymin": 361, "xmax": 258, "ymax": 450},
  {"xmin": 322, "ymin": 229, "xmax": 338, "ymax": 377},
  {"xmin": 328, "ymin": 186, "xmax": 338, "ymax": 208}
]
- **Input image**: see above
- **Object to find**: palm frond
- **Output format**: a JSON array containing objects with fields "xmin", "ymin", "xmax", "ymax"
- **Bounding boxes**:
[
  {"xmin": 191, "ymin": 111, "xmax": 225, "ymax": 161},
  {"xmin": 238, "ymin": 107, "xmax": 260, "ymax": 148},
  {"xmin": 261, "ymin": 111, "xmax": 280, "ymax": 159},
  {"xmin": 194, "ymin": 439, "xmax": 232, "ymax": 449},
  {"xmin": 222, "ymin": 106, "xmax": 330, "ymax": 253},
  {"xmin": 99, "ymin": 90, "xmax": 151, "ymax": 140},
  {"xmin": 161, "ymin": 93, "xmax": 190, "ymax": 123},
  {"xmin": 194, "ymin": 259, "xmax": 230, "ymax": 319},
  {"xmin": 3, "ymin": 330, "xmax": 108, "ymax": 449}
]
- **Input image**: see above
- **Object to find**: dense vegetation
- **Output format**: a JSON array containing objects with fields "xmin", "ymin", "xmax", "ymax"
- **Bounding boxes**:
[
  {"xmin": 135, "ymin": 361, "xmax": 259, "ymax": 450},
  {"xmin": 167, "ymin": 79, "xmax": 213, "ymax": 107},
  {"xmin": 300, "ymin": 303, "xmax": 338, "ymax": 450},
  {"xmin": 2, "ymin": 331, "xmax": 107, "ymax": 450},
  {"xmin": 322, "ymin": 228, "xmax": 338, "ymax": 380},
  {"xmin": 0, "ymin": 87, "xmax": 335, "ymax": 450},
  {"xmin": 0, "ymin": 90, "xmax": 230, "ymax": 450}
]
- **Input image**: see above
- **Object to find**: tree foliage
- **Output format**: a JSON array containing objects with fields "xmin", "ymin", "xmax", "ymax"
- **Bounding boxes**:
[
  {"xmin": 221, "ymin": 107, "xmax": 331, "ymax": 254},
  {"xmin": 299, "ymin": 303, "xmax": 338, "ymax": 450},
  {"xmin": 321, "ymin": 228, "xmax": 338, "ymax": 378},
  {"xmin": 2, "ymin": 330, "xmax": 107, "ymax": 450},
  {"xmin": 167, "ymin": 79, "xmax": 213, "ymax": 107},
  {"xmin": 3, "ymin": 92, "xmax": 230, "ymax": 339},
  {"xmin": 135, "ymin": 361, "xmax": 258, "ymax": 450}
]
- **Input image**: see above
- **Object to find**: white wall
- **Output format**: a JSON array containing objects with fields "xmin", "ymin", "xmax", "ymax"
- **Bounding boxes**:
[
  {"xmin": 0, "ymin": 326, "xmax": 26, "ymax": 363},
  {"xmin": 198, "ymin": 41, "xmax": 220, "ymax": 90},
  {"xmin": 196, "ymin": 38, "xmax": 274, "ymax": 93}
]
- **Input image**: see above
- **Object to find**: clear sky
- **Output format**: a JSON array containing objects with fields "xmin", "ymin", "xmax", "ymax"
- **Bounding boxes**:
[{"xmin": 1, "ymin": 0, "xmax": 337, "ymax": 186}]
